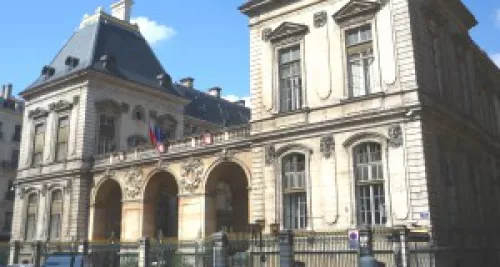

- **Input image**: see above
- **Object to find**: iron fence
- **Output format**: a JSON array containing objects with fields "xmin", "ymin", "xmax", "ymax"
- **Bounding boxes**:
[{"xmin": 148, "ymin": 238, "xmax": 213, "ymax": 267}]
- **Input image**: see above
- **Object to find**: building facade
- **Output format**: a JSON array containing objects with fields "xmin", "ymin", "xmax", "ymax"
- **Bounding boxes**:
[
  {"xmin": 0, "ymin": 84, "xmax": 23, "ymax": 241},
  {"xmin": 9, "ymin": 0, "xmax": 500, "ymax": 265}
]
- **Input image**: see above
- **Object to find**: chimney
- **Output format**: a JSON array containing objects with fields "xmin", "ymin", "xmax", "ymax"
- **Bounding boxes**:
[
  {"xmin": 208, "ymin": 87, "xmax": 222, "ymax": 98},
  {"xmin": 236, "ymin": 100, "xmax": 246, "ymax": 106},
  {"xmin": 180, "ymin": 77, "xmax": 194, "ymax": 88},
  {"xmin": 4, "ymin": 84, "xmax": 12, "ymax": 99},
  {"xmin": 111, "ymin": 0, "xmax": 134, "ymax": 22},
  {"xmin": 0, "ymin": 85, "xmax": 5, "ymax": 98}
]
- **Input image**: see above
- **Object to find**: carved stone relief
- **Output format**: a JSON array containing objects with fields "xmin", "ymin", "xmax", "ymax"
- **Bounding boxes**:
[
  {"xmin": 320, "ymin": 135, "xmax": 335, "ymax": 158},
  {"xmin": 313, "ymin": 11, "xmax": 327, "ymax": 28},
  {"xmin": 264, "ymin": 145, "xmax": 275, "ymax": 165},
  {"xmin": 28, "ymin": 107, "xmax": 49, "ymax": 119},
  {"xmin": 123, "ymin": 167, "xmax": 143, "ymax": 199},
  {"xmin": 180, "ymin": 158, "xmax": 204, "ymax": 193},
  {"xmin": 49, "ymin": 100, "xmax": 73, "ymax": 112},
  {"xmin": 262, "ymin": 28, "xmax": 272, "ymax": 41},
  {"xmin": 217, "ymin": 148, "xmax": 234, "ymax": 162},
  {"xmin": 388, "ymin": 125, "xmax": 403, "ymax": 148}
]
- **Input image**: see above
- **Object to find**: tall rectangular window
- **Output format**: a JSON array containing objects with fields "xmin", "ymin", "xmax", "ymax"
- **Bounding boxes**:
[
  {"xmin": 282, "ymin": 153, "xmax": 307, "ymax": 230},
  {"xmin": 32, "ymin": 124, "xmax": 45, "ymax": 166},
  {"xmin": 98, "ymin": 115, "xmax": 116, "ymax": 154},
  {"xmin": 3, "ymin": 212, "xmax": 12, "ymax": 233},
  {"xmin": 11, "ymin": 150, "xmax": 19, "ymax": 169},
  {"xmin": 279, "ymin": 46, "xmax": 302, "ymax": 112},
  {"xmin": 49, "ymin": 191, "xmax": 63, "ymax": 241},
  {"xmin": 354, "ymin": 143, "xmax": 386, "ymax": 225},
  {"xmin": 13, "ymin": 125, "xmax": 21, "ymax": 142},
  {"xmin": 346, "ymin": 25, "xmax": 375, "ymax": 98},
  {"xmin": 55, "ymin": 117, "xmax": 69, "ymax": 161},
  {"xmin": 25, "ymin": 194, "xmax": 38, "ymax": 240},
  {"xmin": 0, "ymin": 122, "xmax": 3, "ymax": 140}
]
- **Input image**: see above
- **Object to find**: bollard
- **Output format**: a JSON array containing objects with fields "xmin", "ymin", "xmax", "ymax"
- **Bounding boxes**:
[
  {"xmin": 279, "ymin": 230, "xmax": 294, "ymax": 267},
  {"xmin": 213, "ymin": 231, "xmax": 229, "ymax": 267}
]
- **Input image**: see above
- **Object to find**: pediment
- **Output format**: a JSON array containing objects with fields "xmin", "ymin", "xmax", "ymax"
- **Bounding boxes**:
[
  {"xmin": 333, "ymin": 0, "xmax": 381, "ymax": 23},
  {"xmin": 28, "ymin": 107, "xmax": 49, "ymax": 119},
  {"xmin": 268, "ymin": 22, "xmax": 309, "ymax": 42}
]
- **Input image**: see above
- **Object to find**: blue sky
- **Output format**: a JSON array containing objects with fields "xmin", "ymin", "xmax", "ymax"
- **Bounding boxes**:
[{"xmin": 0, "ymin": 0, "xmax": 498, "ymax": 102}]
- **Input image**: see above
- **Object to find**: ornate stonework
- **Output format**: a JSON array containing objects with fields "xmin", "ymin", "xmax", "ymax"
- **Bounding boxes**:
[
  {"xmin": 49, "ymin": 100, "xmax": 74, "ymax": 112},
  {"xmin": 28, "ymin": 107, "xmax": 49, "ymax": 119},
  {"xmin": 123, "ymin": 167, "xmax": 143, "ymax": 199},
  {"xmin": 313, "ymin": 11, "xmax": 327, "ymax": 28},
  {"xmin": 180, "ymin": 158, "xmax": 204, "ymax": 193},
  {"xmin": 320, "ymin": 135, "xmax": 335, "ymax": 158},
  {"xmin": 262, "ymin": 28, "xmax": 272, "ymax": 41},
  {"xmin": 217, "ymin": 148, "xmax": 234, "ymax": 162},
  {"xmin": 388, "ymin": 125, "xmax": 403, "ymax": 148},
  {"xmin": 265, "ymin": 145, "xmax": 275, "ymax": 165}
]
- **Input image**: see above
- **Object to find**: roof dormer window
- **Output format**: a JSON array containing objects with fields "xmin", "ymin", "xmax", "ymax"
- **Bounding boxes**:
[
  {"xmin": 41, "ymin": 66, "xmax": 55, "ymax": 79},
  {"xmin": 65, "ymin": 56, "xmax": 80, "ymax": 70}
]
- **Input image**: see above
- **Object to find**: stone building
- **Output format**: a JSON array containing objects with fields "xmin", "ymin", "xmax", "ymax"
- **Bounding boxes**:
[
  {"xmin": 0, "ymin": 84, "xmax": 23, "ymax": 242},
  {"xmin": 9, "ymin": 0, "xmax": 500, "ymax": 265}
]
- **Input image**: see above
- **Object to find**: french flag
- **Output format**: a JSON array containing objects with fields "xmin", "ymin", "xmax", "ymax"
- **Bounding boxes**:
[
  {"xmin": 148, "ymin": 123, "xmax": 157, "ymax": 145},
  {"xmin": 149, "ymin": 123, "xmax": 167, "ymax": 153}
]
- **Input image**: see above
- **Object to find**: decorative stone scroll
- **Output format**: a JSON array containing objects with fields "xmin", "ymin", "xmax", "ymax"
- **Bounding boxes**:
[
  {"xmin": 28, "ymin": 107, "xmax": 49, "ymax": 119},
  {"xmin": 264, "ymin": 145, "xmax": 275, "ymax": 165},
  {"xmin": 320, "ymin": 135, "xmax": 335, "ymax": 159},
  {"xmin": 261, "ymin": 28, "xmax": 272, "ymax": 41},
  {"xmin": 49, "ymin": 100, "xmax": 73, "ymax": 112},
  {"xmin": 388, "ymin": 125, "xmax": 403, "ymax": 148},
  {"xmin": 180, "ymin": 158, "xmax": 204, "ymax": 193},
  {"xmin": 313, "ymin": 11, "xmax": 327, "ymax": 28},
  {"xmin": 123, "ymin": 167, "xmax": 143, "ymax": 199}
]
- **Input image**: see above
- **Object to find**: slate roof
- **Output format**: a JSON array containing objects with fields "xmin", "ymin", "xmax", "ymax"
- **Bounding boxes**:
[
  {"xmin": 177, "ymin": 84, "xmax": 250, "ymax": 127},
  {"xmin": 23, "ymin": 15, "xmax": 183, "ymax": 98},
  {"xmin": 23, "ymin": 12, "xmax": 250, "ymax": 127}
]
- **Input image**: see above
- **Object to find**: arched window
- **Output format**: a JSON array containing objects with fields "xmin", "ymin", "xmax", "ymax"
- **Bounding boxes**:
[
  {"xmin": 282, "ymin": 153, "xmax": 307, "ymax": 229},
  {"xmin": 49, "ymin": 190, "xmax": 63, "ymax": 240},
  {"xmin": 25, "ymin": 194, "xmax": 38, "ymax": 240},
  {"xmin": 354, "ymin": 142, "xmax": 386, "ymax": 225}
]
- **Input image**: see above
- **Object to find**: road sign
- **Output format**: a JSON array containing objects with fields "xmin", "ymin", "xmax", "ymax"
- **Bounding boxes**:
[{"xmin": 348, "ymin": 229, "xmax": 359, "ymax": 249}]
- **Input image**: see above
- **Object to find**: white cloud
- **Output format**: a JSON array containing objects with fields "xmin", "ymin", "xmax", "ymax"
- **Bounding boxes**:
[
  {"xmin": 491, "ymin": 53, "xmax": 500, "ymax": 68},
  {"xmin": 131, "ymin": 16, "xmax": 176, "ymax": 46},
  {"xmin": 222, "ymin": 95, "xmax": 252, "ymax": 109}
]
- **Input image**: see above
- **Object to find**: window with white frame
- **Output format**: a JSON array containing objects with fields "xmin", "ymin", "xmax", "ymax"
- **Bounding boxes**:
[
  {"xmin": 55, "ymin": 116, "xmax": 69, "ymax": 161},
  {"xmin": 282, "ymin": 153, "xmax": 307, "ymax": 230},
  {"xmin": 346, "ymin": 25, "xmax": 375, "ymax": 98},
  {"xmin": 25, "ymin": 194, "xmax": 38, "ymax": 240},
  {"xmin": 278, "ymin": 46, "xmax": 302, "ymax": 112},
  {"xmin": 98, "ymin": 114, "xmax": 116, "ymax": 154},
  {"xmin": 32, "ymin": 123, "xmax": 45, "ymax": 166},
  {"xmin": 49, "ymin": 190, "xmax": 63, "ymax": 241},
  {"xmin": 354, "ymin": 142, "xmax": 386, "ymax": 225}
]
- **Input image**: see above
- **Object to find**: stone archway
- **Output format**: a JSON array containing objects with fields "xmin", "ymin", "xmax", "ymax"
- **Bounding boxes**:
[
  {"xmin": 143, "ymin": 171, "xmax": 179, "ymax": 239},
  {"xmin": 205, "ymin": 162, "xmax": 249, "ymax": 235},
  {"xmin": 92, "ymin": 179, "xmax": 122, "ymax": 241}
]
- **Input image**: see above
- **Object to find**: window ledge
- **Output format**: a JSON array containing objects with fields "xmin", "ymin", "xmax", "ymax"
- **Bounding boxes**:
[
  {"xmin": 340, "ymin": 92, "xmax": 385, "ymax": 104},
  {"xmin": 273, "ymin": 107, "xmax": 310, "ymax": 118}
]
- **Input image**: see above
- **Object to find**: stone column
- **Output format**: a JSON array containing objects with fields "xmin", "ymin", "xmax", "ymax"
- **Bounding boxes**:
[
  {"xmin": 8, "ymin": 240, "xmax": 20, "ymax": 265},
  {"xmin": 279, "ymin": 230, "xmax": 294, "ymax": 267},
  {"xmin": 212, "ymin": 231, "xmax": 228, "ymax": 267},
  {"xmin": 138, "ymin": 237, "xmax": 150, "ymax": 267}
]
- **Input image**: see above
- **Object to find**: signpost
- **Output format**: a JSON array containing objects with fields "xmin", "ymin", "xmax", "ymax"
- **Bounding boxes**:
[{"xmin": 348, "ymin": 229, "xmax": 359, "ymax": 249}]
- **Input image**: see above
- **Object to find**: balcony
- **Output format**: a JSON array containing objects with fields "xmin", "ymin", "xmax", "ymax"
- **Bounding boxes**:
[{"xmin": 92, "ymin": 125, "xmax": 250, "ymax": 168}]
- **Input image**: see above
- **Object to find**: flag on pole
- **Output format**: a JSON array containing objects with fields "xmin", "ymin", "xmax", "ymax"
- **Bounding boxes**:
[{"xmin": 148, "ymin": 123, "xmax": 157, "ymax": 145}]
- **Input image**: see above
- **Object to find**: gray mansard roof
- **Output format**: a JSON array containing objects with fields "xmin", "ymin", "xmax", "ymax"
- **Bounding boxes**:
[{"xmin": 23, "ymin": 12, "xmax": 250, "ymax": 127}]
